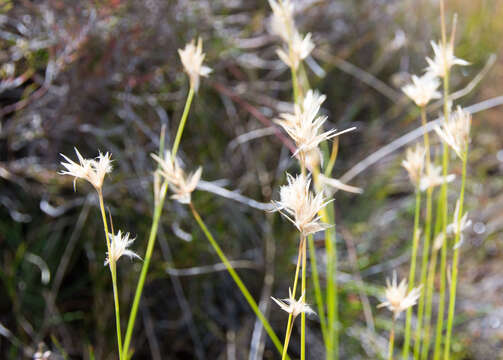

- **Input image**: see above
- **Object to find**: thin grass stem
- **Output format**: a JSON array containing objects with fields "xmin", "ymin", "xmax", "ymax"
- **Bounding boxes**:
[
  {"xmin": 171, "ymin": 87, "xmax": 195, "ymax": 160},
  {"xmin": 402, "ymin": 187, "xmax": 422, "ymax": 359},
  {"xmin": 443, "ymin": 146, "xmax": 468, "ymax": 360},
  {"xmin": 189, "ymin": 202, "xmax": 286, "ymax": 357},
  {"xmin": 97, "ymin": 190, "xmax": 123, "ymax": 360},
  {"xmin": 307, "ymin": 234, "xmax": 327, "ymax": 343},
  {"xmin": 388, "ymin": 318, "xmax": 396, "ymax": 360},
  {"xmin": 300, "ymin": 235, "xmax": 307, "ymax": 360}
]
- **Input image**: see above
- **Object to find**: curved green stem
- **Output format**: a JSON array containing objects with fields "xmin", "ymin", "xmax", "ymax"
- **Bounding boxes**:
[
  {"xmin": 171, "ymin": 87, "xmax": 195, "ymax": 160},
  {"xmin": 122, "ymin": 184, "xmax": 168, "ymax": 359},
  {"xmin": 189, "ymin": 203, "xmax": 286, "ymax": 358},
  {"xmin": 402, "ymin": 188, "xmax": 422, "ymax": 359},
  {"xmin": 97, "ymin": 190, "xmax": 123, "ymax": 360}
]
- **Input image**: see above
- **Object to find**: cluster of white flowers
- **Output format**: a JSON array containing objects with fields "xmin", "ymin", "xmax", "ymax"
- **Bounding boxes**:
[
  {"xmin": 178, "ymin": 37, "xmax": 212, "ymax": 92},
  {"xmin": 268, "ymin": 0, "xmax": 315, "ymax": 70},
  {"xmin": 275, "ymin": 89, "xmax": 355, "ymax": 170},
  {"xmin": 151, "ymin": 150, "xmax": 202, "ymax": 205},
  {"xmin": 402, "ymin": 143, "xmax": 425, "ymax": 187},
  {"xmin": 378, "ymin": 271, "xmax": 422, "ymax": 319},
  {"xmin": 105, "ymin": 231, "xmax": 141, "ymax": 266},
  {"xmin": 419, "ymin": 164, "xmax": 455, "ymax": 192},
  {"xmin": 272, "ymin": 288, "xmax": 315, "ymax": 319},
  {"xmin": 59, "ymin": 147, "xmax": 112, "ymax": 191},
  {"xmin": 435, "ymin": 105, "xmax": 471, "ymax": 159}
]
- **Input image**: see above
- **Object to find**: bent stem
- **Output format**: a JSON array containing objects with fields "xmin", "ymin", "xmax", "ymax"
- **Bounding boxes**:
[
  {"xmin": 444, "ymin": 147, "xmax": 468, "ymax": 360},
  {"xmin": 171, "ymin": 86, "xmax": 195, "ymax": 160},
  {"xmin": 402, "ymin": 187, "xmax": 422, "ymax": 359},
  {"xmin": 189, "ymin": 202, "xmax": 286, "ymax": 357},
  {"xmin": 97, "ymin": 190, "xmax": 123, "ymax": 360},
  {"xmin": 122, "ymin": 184, "xmax": 168, "ymax": 358}
]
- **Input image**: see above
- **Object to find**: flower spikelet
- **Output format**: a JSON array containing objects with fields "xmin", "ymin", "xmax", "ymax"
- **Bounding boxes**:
[
  {"xmin": 178, "ymin": 37, "xmax": 212, "ymax": 92},
  {"xmin": 276, "ymin": 32, "xmax": 315, "ymax": 70},
  {"xmin": 402, "ymin": 72, "xmax": 441, "ymax": 107},
  {"xmin": 268, "ymin": 0, "xmax": 295, "ymax": 44},
  {"xmin": 378, "ymin": 271, "xmax": 422, "ymax": 319},
  {"xmin": 275, "ymin": 90, "xmax": 355, "ymax": 157},
  {"xmin": 151, "ymin": 151, "xmax": 202, "ymax": 204},
  {"xmin": 271, "ymin": 288, "xmax": 315, "ymax": 319},
  {"xmin": 105, "ymin": 230, "xmax": 141, "ymax": 266},
  {"xmin": 419, "ymin": 164, "xmax": 455, "ymax": 192},
  {"xmin": 447, "ymin": 199, "xmax": 472, "ymax": 249},
  {"xmin": 434, "ymin": 106, "xmax": 471, "ymax": 159},
  {"xmin": 59, "ymin": 147, "xmax": 112, "ymax": 191},
  {"xmin": 273, "ymin": 173, "xmax": 330, "ymax": 235},
  {"xmin": 402, "ymin": 144, "xmax": 425, "ymax": 187},
  {"xmin": 426, "ymin": 41, "xmax": 469, "ymax": 78}
]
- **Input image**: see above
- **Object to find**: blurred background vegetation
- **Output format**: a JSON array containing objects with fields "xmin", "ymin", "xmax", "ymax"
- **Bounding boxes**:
[{"xmin": 1, "ymin": 0, "xmax": 503, "ymax": 359}]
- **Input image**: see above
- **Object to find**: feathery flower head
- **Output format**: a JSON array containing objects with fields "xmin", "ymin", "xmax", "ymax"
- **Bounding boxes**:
[
  {"xmin": 275, "ymin": 90, "xmax": 355, "ymax": 158},
  {"xmin": 271, "ymin": 289, "xmax": 315, "ymax": 318},
  {"xmin": 276, "ymin": 32, "xmax": 315, "ymax": 70},
  {"xmin": 151, "ymin": 150, "xmax": 202, "ymax": 204},
  {"xmin": 402, "ymin": 143, "xmax": 425, "ymax": 187},
  {"xmin": 419, "ymin": 164, "xmax": 455, "ymax": 192},
  {"xmin": 273, "ymin": 173, "xmax": 330, "ymax": 235},
  {"xmin": 178, "ymin": 37, "xmax": 212, "ymax": 92},
  {"xmin": 402, "ymin": 72, "xmax": 441, "ymax": 107},
  {"xmin": 426, "ymin": 40, "xmax": 469, "ymax": 78},
  {"xmin": 59, "ymin": 147, "xmax": 112, "ymax": 191},
  {"xmin": 105, "ymin": 230, "xmax": 141, "ymax": 266},
  {"xmin": 377, "ymin": 271, "xmax": 422, "ymax": 319},
  {"xmin": 447, "ymin": 199, "xmax": 472, "ymax": 249},
  {"xmin": 268, "ymin": 0, "xmax": 295, "ymax": 44},
  {"xmin": 434, "ymin": 105, "xmax": 471, "ymax": 159}
]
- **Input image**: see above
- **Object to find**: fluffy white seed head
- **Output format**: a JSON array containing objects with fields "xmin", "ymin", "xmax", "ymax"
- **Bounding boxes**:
[
  {"xmin": 402, "ymin": 144, "xmax": 425, "ymax": 187},
  {"xmin": 402, "ymin": 72, "xmax": 441, "ymax": 107},
  {"xmin": 105, "ymin": 230, "xmax": 141, "ymax": 266},
  {"xmin": 151, "ymin": 151, "xmax": 202, "ymax": 204},
  {"xmin": 434, "ymin": 106, "xmax": 471, "ymax": 159},
  {"xmin": 273, "ymin": 173, "xmax": 330, "ymax": 236},
  {"xmin": 178, "ymin": 37, "xmax": 212, "ymax": 92},
  {"xmin": 271, "ymin": 289, "xmax": 315, "ymax": 319},
  {"xmin": 419, "ymin": 164, "xmax": 455, "ymax": 192},
  {"xmin": 268, "ymin": 0, "xmax": 296, "ymax": 44},
  {"xmin": 276, "ymin": 32, "xmax": 315, "ymax": 70},
  {"xmin": 426, "ymin": 41, "xmax": 469, "ymax": 78},
  {"xmin": 447, "ymin": 199, "xmax": 472, "ymax": 249},
  {"xmin": 59, "ymin": 147, "xmax": 112, "ymax": 192},
  {"xmin": 275, "ymin": 90, "xmax": 355, "ymax": 161},
  {"xmin": 377, "ymin": 271, "xmax": 422, "ymax": 319}
]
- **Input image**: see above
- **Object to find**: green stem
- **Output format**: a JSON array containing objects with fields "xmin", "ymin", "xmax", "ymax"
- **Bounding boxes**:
[
  {"xmin": 301, "ymin": 234, "xmax": 307, "ymax": 360},
  {"xmin": 413, "ymin": 107, "xmax": 433, "ymax": 360},
  {"xmin": 307, "ymin": 234, "xmax": 327, "ymax": 343},
  {"xmin": 325, "ymin": 203, "xmax": 338, "ymax": 360},
  {"xmin": 189, "ymin": 202, "xmax": 286, "ymax": 357},
  {"xmin": 122, "ymin": 185, "xmax": 168, "ymax": 359},
  {"xmin": 402, "ymin": 187, "xmax": 422, "ymax": 359},
  {"xmin": 281, "ymin": 315, "xmax": 295, "ymax": 360},
  {"xmin": 171, "ymin": 87, "xmax": 195, "ymax": 160},
  {"xmin": 444, "ymin": 147, "xmax": 468, "ymax": 360},
  {"xmin": 433, "ymin": 144, "xmax": 450, "ymax": 360},
  {"xmin": 97, "ymin": 190, "xmax": 123, "ymax": 360},
  {"xmin": 388, "ymin": 318, "xmax": 396, "ymax": 360},
  {"xmin": 290, "ymin": 66, "xmax": 300, "ymax": 105}
]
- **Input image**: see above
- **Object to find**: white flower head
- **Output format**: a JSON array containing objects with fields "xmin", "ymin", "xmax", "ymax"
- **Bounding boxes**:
[
  {"xmin": 426, "ymin": 41, "xmax": 469, "ymax": 78},
  {"xmin": 377, "ymin": 271, "xmax": 422, "ymax": 319},
  {"xmin": 419, "ymin": 164, "xmax": 455, "ymax": 192},
  {"xmin": 447, "ymin": 199, "xmax": 472, "ymax": 249},
  {"xmin": 59, "ymin": 147, "xmax": 112, "ymax": 191},
  {"xmin": 402, "ymin": 72, "xmax": 441, "ymax": 107},
  {"xmin": 178, "ymin": 37, "xmax": 212, "ymax": 92},
  {"xmin": 275, "ymin": 90, "xmax": 356, "ymax": 158},
  {"xmin": 105, "ymin": 230, "xmax": 141, "ymax": 266},
  {"xmin": 151, "ymin": 151, "xmax": 202, "ymax": 204},
  {"xmin": 268, "ymin": 0, "xmax": 296, "ymax": 44},
  {"xmin": 276, "ymin": 32, "xmax": 315, "ymax": 70},
  {"xmin": 434, "ymin": 106, "xmax": 471, "ymax": 159},
  {"xmin": 272, "ymin": 173, "xmax": 331, "ymax": 236},
  {"xmin": 402, "ymin": 143, "xmax": 425, "ymax": 187},
  {"xmin": 271, "ymin": 288, "xmax": 315, "ymax": 318}
]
